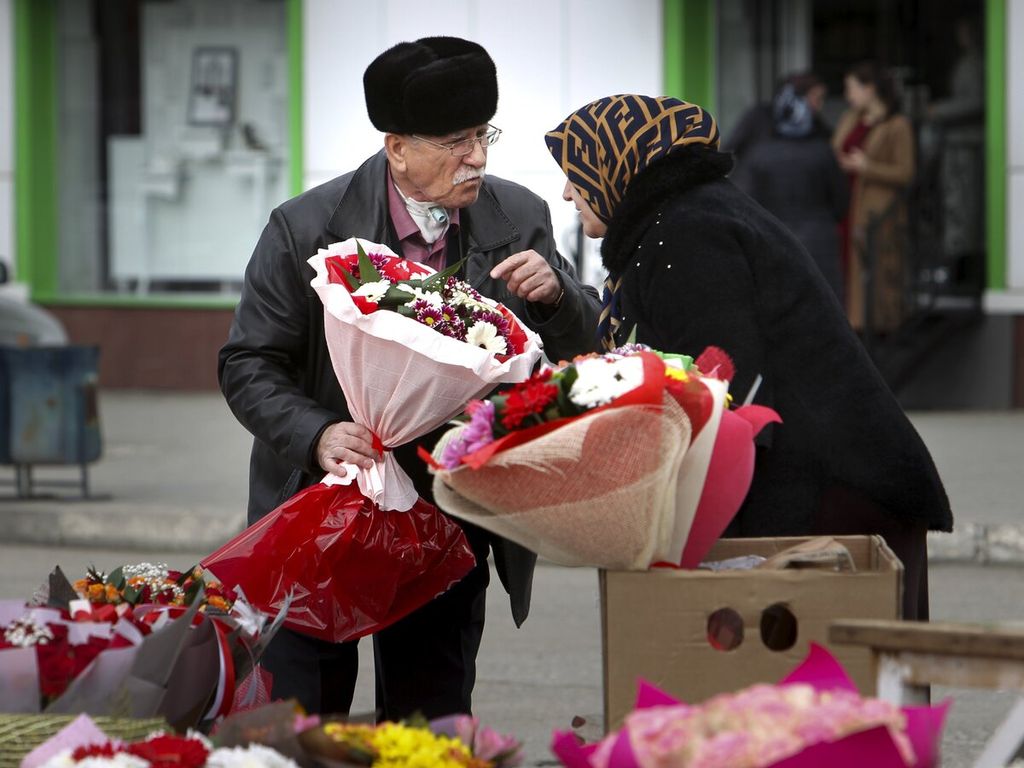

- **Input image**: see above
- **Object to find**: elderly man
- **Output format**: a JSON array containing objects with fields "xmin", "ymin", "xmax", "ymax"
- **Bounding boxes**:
[{"xmin": 219, "ymin": 37, "xmax": 601, "ymax": 718}]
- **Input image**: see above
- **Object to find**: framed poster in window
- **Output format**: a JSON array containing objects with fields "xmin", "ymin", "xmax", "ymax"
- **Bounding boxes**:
[{"xmin": 187, "ymin": 46, "xmax": 238, "ymax": 126}]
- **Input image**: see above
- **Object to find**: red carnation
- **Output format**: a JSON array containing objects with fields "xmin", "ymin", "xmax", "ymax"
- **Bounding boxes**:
[
  {"xmin": 73, "ymin": 743, "xmax": 125, "ymax": 760},
  {"xmin": 127, "ymin": 734, "xmax": 209, "ymax": 768},
  {"xmin": 500, "ymin": 371, "xmax": 559, "ymax": 430}
]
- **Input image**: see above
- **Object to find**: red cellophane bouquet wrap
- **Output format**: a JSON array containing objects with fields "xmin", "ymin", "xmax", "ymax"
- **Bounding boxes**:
[
  {"xmin": 427, "ymin": 346, "xmax": 780, "ymax": 570},
  {"xmin": 202, "ymin": 238, "xmax": 543, "ymax": 643},
  {"xmin": 551, "ymin": 643, "xmax": 949, "ymax": 768}
]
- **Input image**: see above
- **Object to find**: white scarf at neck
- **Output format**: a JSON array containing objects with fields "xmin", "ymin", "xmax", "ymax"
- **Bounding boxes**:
[{"xmin": 392, "ymin": 181, "xmax": 450, "ymax": 244}]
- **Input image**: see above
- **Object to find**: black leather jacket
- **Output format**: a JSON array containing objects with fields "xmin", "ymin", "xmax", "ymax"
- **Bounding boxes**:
[{"xmin": 219, "ymin": 150, "xmax": 601, "ymax": 625}]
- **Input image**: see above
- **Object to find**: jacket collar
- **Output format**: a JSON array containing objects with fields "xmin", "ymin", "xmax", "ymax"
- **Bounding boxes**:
[
  {"xmin": 601, "ymin": 147, "xmax": 733, "ymax": 275},
  {"xmin": 325, "ymin": 150, "xmax": 518, "ymax": 252}
]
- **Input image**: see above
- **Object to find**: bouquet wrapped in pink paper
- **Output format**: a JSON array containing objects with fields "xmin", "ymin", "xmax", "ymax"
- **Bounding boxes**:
[
  {"xmin": 551, "ymin": 643, "xmax": 949, "ymax": 768},
  {"xmin": 202, "ymin": 238, "xmax": 544, "ymax": 643},
  {"xmin": 0, "ymin": 562, "xmax": 285, "ymax": 729},
  {"xmin": 427, "ymin": 345, "xmax": 779, "ymax": 569}
]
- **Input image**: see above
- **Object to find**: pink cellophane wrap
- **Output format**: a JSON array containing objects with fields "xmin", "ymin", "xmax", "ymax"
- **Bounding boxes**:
[
  {"xmin": 550, "ymin": 643, "xmax": 949, "ymax": 768},
  {"xmin": 309, "ymin": 238, "xmax": 544, "ymax": 512}
]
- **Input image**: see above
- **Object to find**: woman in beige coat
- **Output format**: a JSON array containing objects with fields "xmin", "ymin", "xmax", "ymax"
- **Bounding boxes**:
[{"xmin": 833, "ymin": 62, "xmax": 915, "ymax": 333}]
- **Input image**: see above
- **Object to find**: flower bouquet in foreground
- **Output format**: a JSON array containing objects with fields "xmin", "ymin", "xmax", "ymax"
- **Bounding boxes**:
[
  {"xmin": 0, "ymin": 561, "xmax": 285, "ymax": 728},
  {"xmin": 425, "ymin": 345, "xmax": 780, "ymax": 570},
  {"xmin": 202, "ymin": 238, "xmax": 544, "ymax": 644},
  {"xmin": 21, "ymin": 715, "xmax": 299, "ymax": 768},
  {"xmin": 21, "ymin": 708, "xmax": 522, "ymax": 768},
  {"xmin": 552, "ymin": 644, "xmax": 949, "ymax": 768}
]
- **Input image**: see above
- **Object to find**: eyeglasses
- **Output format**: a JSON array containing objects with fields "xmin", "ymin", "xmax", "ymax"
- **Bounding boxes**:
[{"xmin": 411, "ymin": 125, "xmax": 502, "ymax": 157}]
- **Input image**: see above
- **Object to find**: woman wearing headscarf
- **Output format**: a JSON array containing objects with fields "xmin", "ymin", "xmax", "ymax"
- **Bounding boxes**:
[
  {"xmin": 733, "ymin": 74, "xmax": 848, "ymax": 299},
  {"xmin": 833, "ymin": 61, "xmax": 916, "ymax": 333},
  {"xmin": 544, "ymin": 95, "xmax": 951, "ymax": 620}
]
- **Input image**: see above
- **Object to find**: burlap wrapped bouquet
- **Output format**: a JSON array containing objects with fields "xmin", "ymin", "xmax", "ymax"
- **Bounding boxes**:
[{"xmin": 429, "ymin": 348, "xmax": 778, "ymax": 570}]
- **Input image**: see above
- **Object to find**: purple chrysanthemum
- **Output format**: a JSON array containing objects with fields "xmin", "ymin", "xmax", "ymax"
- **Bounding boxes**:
[{"xmin": 413, "ymin": 300, "xmax": 444, "ymax": 329}]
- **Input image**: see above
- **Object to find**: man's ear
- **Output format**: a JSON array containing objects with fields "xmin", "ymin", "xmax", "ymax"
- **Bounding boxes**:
[{"xmin": 384, "ymin": 133, "xmax": 408, "ymax": 173}]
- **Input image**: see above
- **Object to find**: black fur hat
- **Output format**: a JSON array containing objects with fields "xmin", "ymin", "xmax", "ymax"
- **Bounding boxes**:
[{"xmin": 363, "ymin": 36, "xmax": 498, "ymax": 135}]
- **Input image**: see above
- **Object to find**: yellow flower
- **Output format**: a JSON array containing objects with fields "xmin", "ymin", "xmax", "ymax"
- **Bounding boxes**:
[
  {"xmin": 370, "ymin": 723, "xmax": 473, "ymax": 768},
  {"xmin": 664, "ymin": 367, "xmax": 690, "ymax": 383}
]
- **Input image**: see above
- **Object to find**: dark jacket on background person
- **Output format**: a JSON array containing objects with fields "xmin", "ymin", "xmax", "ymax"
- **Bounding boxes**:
[
  {"xmin": 733, "ymin": 129, "xmax": 848, "ymax": 298},
  {"xmin": 601, "ymin": 147, "xmax": 952, "ymax": 541},
  {"xmin": 219, "ymin": 149, "xmax": 602, "ymax": 626}
]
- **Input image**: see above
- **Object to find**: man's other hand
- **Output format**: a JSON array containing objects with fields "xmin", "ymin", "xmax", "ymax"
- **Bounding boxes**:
[{"xmin": 490, "ymin": 250, "xmax": 563, "ymax": 305}]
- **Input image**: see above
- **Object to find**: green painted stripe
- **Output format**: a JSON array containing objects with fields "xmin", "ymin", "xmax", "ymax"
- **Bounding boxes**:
[
  {"xmin": 13, "ymin": 0, "xmax": 58, "ymax": 298},
  {"xmin": 288, "ymin": 0, "xmax": 304, "ymax": 196},
  {"xmin": 662, "ymin": 0, "xmax": 716, "ymax": 114},
  {"xmin": 985, "ymin": 0, "xmax": 1006, "ymax": 291}
]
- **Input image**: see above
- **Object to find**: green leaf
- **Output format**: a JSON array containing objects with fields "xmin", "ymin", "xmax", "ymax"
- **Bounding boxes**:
[
  {"xmin": 338, "ymin": 267, "xmax": 361, "ymax": 292},
  {"xmin": 396, "ymin": 305, "xmax": 417, "ymax": 318},
  {"xmin": 355, "ymin": 240, "xmax": 382, "ymax": 283},
  {"xmin": 422, "ymin": 257, "xmax": 466, "ymax": 290},
  {"xmin": 122, "ymin": 583, "xmax": 141, "ymax": 604},
  {"xmin": 107, "ymin": 566, "xmax": 125, "ymax": 590}
]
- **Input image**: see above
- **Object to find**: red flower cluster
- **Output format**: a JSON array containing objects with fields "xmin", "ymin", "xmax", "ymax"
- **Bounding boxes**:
[
  {"xmin": 500, "ymin": 368, "xmax": 559, "ymax": 430},
  {"xmin": 72, "ymin": 734, "xmax": 209, "ymax": 768}
]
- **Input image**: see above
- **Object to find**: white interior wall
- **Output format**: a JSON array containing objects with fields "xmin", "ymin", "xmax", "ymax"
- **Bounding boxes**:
[
  {"xmin": 0, "ymin": 0, "xmax": 13, "ymax": 278},
  {"xmin": 304, "ymin": 0, "xmax": 663, "ymax": 286}
]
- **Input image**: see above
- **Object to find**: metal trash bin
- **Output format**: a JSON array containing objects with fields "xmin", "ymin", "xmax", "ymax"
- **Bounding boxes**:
[{"xmin": 0, "ymin": 345, "xmax": 102, "ymax": 498}]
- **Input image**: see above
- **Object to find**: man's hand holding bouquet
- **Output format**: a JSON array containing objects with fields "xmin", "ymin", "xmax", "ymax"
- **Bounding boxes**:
[
  {"xmin": 427, "ymin": 345, "xmax": 780, "ymax": 570},
  {"xmin": 202, "ymin": 238, "xmax": 543, "ymax": 643}
]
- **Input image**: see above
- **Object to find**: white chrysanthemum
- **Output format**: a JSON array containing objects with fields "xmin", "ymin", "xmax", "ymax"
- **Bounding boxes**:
[
  {"xmin": 568, "ymin": 356, "xmax": 645, "ymax": 408},
  {"xmin": 351, "ymin": 279, "xmax": 392, "ymax": 302},
  {"xmin": 205, "ymin": 744, "xmax": 300, "ymax": 768},
  {"xmin": 466, "ymin": 321, "xmax": 508, "ymax": 354},
  {"xmin": 406, "ymin": 285, "xmax": 443, "ymax": 307}
]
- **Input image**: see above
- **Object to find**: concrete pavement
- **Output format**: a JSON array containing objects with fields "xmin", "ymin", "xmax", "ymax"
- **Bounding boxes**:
[
  {"xmin": 0, "ymin": 541, "xmax": 1020, "ymax": 768},
  {"xmin": 0, "ymin": 391, "xmax": 1022, "ymax": 767},
  {"xmin": 0, "ymin": 390, "xmax": 1021, "ymax": 562}
]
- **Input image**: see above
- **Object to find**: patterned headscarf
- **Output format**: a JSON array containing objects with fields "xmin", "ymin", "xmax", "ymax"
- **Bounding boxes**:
[
  {"xmin": 545, "ymin": 95, "xmax": 719, "ymax": 350},
  {"xmin": 544, "ymin": 94, "xmax": 719, "ymax": 224}
]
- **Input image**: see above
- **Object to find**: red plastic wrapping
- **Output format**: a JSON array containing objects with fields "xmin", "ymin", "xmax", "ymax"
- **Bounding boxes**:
[{"xmin": 201, "ymin": 483, "xmax": 477, "ymax": 643}]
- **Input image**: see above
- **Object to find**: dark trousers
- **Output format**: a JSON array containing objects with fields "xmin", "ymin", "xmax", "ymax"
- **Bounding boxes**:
[
  {"xmin": 260, "ymin": 528, "xmax": 491, "ymax": 720},
  {"xmin": 815, "ymin": 485, "xmax": 930, "ymax": 621}
]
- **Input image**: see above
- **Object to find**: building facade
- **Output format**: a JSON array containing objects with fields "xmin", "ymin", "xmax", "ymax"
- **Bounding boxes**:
[{"xmin": 1, "ymin": 0, "xmax": 1021, "ymax": 405}]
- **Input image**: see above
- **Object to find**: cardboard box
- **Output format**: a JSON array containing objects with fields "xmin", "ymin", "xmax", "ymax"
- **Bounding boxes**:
[{"xmin": 601, "ymin": 535, "xmax": 902, "ymax": 730}]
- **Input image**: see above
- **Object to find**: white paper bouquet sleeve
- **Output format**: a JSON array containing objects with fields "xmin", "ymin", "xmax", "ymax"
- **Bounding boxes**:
[{"xmin": 308, "ymin": 237, "xmax": 544, "ymax": 511}]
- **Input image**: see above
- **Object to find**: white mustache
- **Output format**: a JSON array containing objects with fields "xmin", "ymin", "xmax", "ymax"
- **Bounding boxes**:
[{"xmin": 453, "ymin": 168, "xmax": 485, "ymax": 185}]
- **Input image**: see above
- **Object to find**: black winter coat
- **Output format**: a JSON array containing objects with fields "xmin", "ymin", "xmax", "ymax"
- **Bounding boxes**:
[
  {"xmin": 219, "ymin": 150, "xmax": 603, "ymax": 626},
  {"xmin": 602, "ymin": 149, "xmax": 952, "ymax": 535}
]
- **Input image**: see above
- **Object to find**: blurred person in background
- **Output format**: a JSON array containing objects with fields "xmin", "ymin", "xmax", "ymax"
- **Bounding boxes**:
[
  {"xmin": 732, "ymin": 73, "xmax": 848, "ymax": 299},
  {"xmin": 833, "ymin": 61, "xmax": 915, "ymax": 334}
]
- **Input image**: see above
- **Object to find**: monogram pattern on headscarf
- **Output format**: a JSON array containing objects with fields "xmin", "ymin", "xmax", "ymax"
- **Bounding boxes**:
[{"xmin": 544, "ymin": 94, "xmax": 719, "ymax": 224}]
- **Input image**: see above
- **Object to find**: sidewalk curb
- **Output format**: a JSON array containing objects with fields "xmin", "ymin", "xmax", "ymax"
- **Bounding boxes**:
[
  {"xmin": 928, "ymin": 524, "xmax": 1024, "ymax": 564},
  {"xmin": 1, "ymin": 503, "xmax": 1022, "ymax": 566},
  {"xmin": 0, "ymin": 502, "xmax": 244, "ymax": 554}
]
